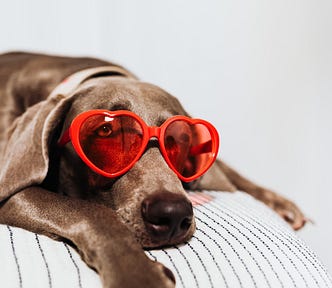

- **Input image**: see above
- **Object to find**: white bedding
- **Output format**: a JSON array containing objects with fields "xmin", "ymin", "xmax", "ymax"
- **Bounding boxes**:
[{"xmin": 0, "ymin": 191, "xmax": 331, "ymax": 288}]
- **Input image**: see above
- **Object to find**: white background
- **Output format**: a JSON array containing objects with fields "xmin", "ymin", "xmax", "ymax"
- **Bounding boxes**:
[{"xmin": 1, "ymin": 0, "xmax": 331, "ymax": 272}]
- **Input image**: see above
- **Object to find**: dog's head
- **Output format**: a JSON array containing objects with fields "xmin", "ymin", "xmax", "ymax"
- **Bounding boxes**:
[{"xmin": 55, "ymin": 76, "xmax": 197, "ymax": 248}]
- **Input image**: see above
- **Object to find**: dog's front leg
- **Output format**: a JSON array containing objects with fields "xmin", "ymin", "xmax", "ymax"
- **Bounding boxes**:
[
  {"xmin": 195, "ymin": 159, "xmax": 306, "ymax": 230},
  {"xmin": 0, "ymin": 187, "xmax": 175, "ymax": 288}
]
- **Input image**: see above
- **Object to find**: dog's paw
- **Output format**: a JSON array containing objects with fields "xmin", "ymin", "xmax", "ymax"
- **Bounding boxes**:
[
  {"xmin": 272, "ymin": 200, "xmax": 307, "ymax": 230},
  {"xmin": 259, "ymin": 190, "xmax": 307, "ymax": 230},
  {"xmin": 100, "ymin": 255, "xmax": 175, "ymax": 288},
  {"xmin": 130, "ymin": 260, "xmax": 176, "ymax": 288},
  {"xmin": 153, "ymin": 261, "xmax": 176, "ymax": 287}
]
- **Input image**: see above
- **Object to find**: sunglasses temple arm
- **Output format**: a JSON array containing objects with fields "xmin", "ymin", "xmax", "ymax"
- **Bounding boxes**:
[
  {"xmin": 57, "ymin": 129, "xmax": 71, "ymax": 147},
  {"xmin": 189, "ymin": 140, "xmax": 212, "ymax": 156}
]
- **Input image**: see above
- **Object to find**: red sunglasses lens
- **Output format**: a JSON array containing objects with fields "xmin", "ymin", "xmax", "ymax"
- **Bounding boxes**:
[
  {"xmin": 164, "ymin": 120, "xmax": 214, "ymax": 179},
  {"xmin": 78, "ymin": 114, "xmax": 144, "ymax": 174}
]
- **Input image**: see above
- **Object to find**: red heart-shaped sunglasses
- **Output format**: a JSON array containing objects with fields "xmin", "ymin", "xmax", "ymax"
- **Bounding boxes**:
[{"xmin": 58, "ymin": 110, "xmax": 219, "ymax": 182}]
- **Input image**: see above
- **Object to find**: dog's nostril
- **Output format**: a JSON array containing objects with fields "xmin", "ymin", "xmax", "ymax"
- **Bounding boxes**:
[
  {"xmin": 141, "ymin": 192, "xmax": 193, "ymax": 242},
  {"xmin": 180, "ymin": 217, "xmax": 192, "ymax": 231}
]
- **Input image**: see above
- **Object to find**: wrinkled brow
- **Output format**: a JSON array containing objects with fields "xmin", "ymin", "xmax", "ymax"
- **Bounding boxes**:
[{"xmin": 109, "ymin": 101, "xmax": 132, "ymax": 111}]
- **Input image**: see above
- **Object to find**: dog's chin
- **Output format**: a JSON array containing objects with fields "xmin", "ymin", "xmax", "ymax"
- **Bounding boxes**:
[{"xmin": 139, "ymin": 221, "xmax": 196, "ymax": 249}]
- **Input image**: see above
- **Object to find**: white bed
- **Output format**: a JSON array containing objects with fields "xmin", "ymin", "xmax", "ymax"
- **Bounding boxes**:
[{"xmin": 0, "ymin": 191, "xmax": 331, "ymax": 288}]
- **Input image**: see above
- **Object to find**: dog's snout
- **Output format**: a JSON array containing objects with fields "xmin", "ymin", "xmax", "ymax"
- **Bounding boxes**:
[{"xmin": 141, "ymin": 192, "xmax": 193, "ymax": 243}]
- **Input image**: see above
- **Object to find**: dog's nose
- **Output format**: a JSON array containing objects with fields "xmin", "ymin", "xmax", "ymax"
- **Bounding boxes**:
[{"xmin": 141, "ymin": 192, "xmax": 193, "ymax": 242}]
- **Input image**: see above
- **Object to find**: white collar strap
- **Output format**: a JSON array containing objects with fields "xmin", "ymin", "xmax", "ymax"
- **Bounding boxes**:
[{"xmin": 49, "ymin": 65, "xmax": 137, "ymax": 99}]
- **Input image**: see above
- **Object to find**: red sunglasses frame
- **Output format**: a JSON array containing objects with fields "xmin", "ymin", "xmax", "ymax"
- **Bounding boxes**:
[{"xmin": 58, "ymin": 110, "xmax": 220, "ymax": 182}]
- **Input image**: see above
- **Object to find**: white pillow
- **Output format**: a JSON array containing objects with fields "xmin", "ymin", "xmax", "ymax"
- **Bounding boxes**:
[{"xmin": 0, "ymin": 191, "xmax": 331, "ymax": 288}]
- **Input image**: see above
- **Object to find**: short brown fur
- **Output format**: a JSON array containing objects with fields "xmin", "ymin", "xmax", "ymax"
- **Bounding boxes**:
[{"xmin": 0, "ymin": 52, "xmax": 305, "ymax": 288}]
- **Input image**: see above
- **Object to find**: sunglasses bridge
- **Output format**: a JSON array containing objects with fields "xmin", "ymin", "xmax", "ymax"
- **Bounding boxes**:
[
  {"xmin": 147, "ymin": 126, "xmax": 161, "ymax": 138},
  {"xmin": 141, "ymin": 127, "xmax": 164, "ymax": 153}
]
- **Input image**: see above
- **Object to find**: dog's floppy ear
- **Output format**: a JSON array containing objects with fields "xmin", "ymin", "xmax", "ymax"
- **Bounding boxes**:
[
  {"xmin": 0, "ymin": 94, "xmax": 72, "ymax": 202},
  {"xmin": 0, "ymin": 66, "xmax": 137, "ymax": 202}
]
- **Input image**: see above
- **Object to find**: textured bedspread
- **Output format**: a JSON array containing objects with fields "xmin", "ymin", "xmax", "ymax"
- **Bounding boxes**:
[{"xmin": 0, "ymin": 191, "xmax": 331, "ymax": 288}]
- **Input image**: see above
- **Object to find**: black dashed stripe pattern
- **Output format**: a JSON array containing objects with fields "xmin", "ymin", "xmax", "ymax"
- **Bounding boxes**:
[
  {"xmin": 149, "ymin": 191, "xmax": 332, "ymax": 288},
  {"xmin": 222, "ymin": 193, "xmax": 332, "ymax": 286},
  {"xmin": 196, "ymin": 207, "xmax": 274, "ymax": 288},
  {"xmin": 162, "ymin": 249, "xmax": 186, "ymax": 288},
  {"xmin": 64, "ymin": 243, "xmax": 83, "ymax": 288},
  {"xmin": 209, "ymin": 195, "xmax": 323, "ymax": 287},
  {"xmin": 147, "ymin": 250, "xmax": 157, "ymax": 262},
  {"xmin": 35, "ymin": 234, "xmax": 52, "ymax": 288},
  {"xmin": 7, "ymin": 226, "xmax": 23, "ymax": 288},
  {"xmin": 223, "ymin": 195, "xmax": 332, "ymax": 286},
  {"xmin": 195, "ymin": 228, "xmax": 242, "ymax": 287},
  {"xmin": 192, "ymin": 235, "xmax": 229, "ymax": 288},
  {"xmin": 186, "ymin": 241, "xmax": 213, "ymax": 287},
  {"xmin": 0, "ymin": 191, "xmax": 331, "ymax": 288},
  {"xmin": 196, "ymin": 199, "xmax": 298, "ymax": 287},
  {"xmin": 175, "ymin": 245, "xmax": 200, "ymax": 288}
]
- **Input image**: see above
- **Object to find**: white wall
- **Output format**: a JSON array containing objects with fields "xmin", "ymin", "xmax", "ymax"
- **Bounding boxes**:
[{"xmin": 1, "ymin": 0, "xmax": 331, "ymax": 271}]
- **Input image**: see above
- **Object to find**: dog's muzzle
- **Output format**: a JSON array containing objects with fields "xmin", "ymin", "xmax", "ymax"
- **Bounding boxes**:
[{"xmin": 141, "ymin": 192, "xmax": 193, "ymax": 244}]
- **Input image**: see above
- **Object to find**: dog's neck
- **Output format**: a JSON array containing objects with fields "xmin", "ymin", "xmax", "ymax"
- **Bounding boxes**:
[{"xmin": 49, "ymin": 66, "xmax": 137, "ymax": 100}]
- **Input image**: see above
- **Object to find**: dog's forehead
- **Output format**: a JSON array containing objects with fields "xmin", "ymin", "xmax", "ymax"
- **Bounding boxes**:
[{"xmin": 71, "ymin": 77, "xmax": 186, "ymax": 125}]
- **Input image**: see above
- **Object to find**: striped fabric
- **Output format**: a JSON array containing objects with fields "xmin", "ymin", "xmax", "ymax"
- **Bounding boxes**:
[{"xmin": 0, "ymin": 191, "xmax": 331, "ymax": 288}]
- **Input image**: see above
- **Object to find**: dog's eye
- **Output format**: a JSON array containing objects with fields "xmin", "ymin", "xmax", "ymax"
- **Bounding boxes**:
[
  {"xmin": 180, "ymin": 133, "xmax": 190, "ymax": 143},
  {"xmin": 95, "ymin": 124, "xmax": 113, "ymax": 137}
]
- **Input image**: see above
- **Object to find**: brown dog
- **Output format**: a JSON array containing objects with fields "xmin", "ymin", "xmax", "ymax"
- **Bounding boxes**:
[{"xmin": 0, "ymin": 52, "xmax": 305, "ymax": 288}]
